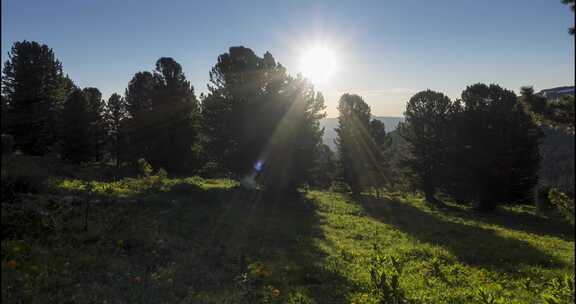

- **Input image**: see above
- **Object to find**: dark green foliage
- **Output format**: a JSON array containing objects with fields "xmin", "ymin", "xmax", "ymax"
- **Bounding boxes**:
[
  {"xmin": 335, "ymin": 94, "xmax": 386, "ymax": 194},
  {"xmin": 60, "ymin": 89, "xmax": 92, "ymax": 163},
  {"xmin": 310, "ymin": 144, "xmax": 338, "ymax": 188},
  {"xmin": 1, "ymin": 155, "xmax": 50, "ymax": 198},
  {"xmin": 399, "ymin": 90, "xmax": 456, "ymax": 204},
  {"xmin": 519, "ymin": 86, "xmax": 574, "ymax": 134},
  {"xmin": 124, "ymin": 71, "xmax": 155, "ymax": 160},
  {"xmin": 370, "ymin": 254, "xmax": 411, "ymax": 304},
  {"xmin": 203, "ymin": 47, "xmax": 285, "ymax": 176},
  {"xmin": 549, "ymin": 188, "xmax": 575, "ymax": 225},
  {"xmin": 82, "ymin": 88, "xmax": 108, "ymax": 161},
  {"xmin": 539, "ymin": 126, "xmax": 574, "ymax": 197},
  {"xmin": 400, "ymin": 85, "xmax": 543, "ymax": 211},
  {"xmin": 370, "ymin": 119, "xmax": 387, "ymax": 146},
  {"xmin": 562, "ymin": 0, "xmax": 575, "ymax": 34},
  {"xmin": 536, "ymin": 186, "xmax": 554, "ymax": 213},
  {"xmin": 203, "ymin": 47, "xmax": 326, "ymax": 192},
  {"xmin": 104, "ymin": 93, "xmax": 128, "ymax": 170},
  {"xmin": 1, "ymin": 41, "xmax": 72, "ymax": 155},
  {"xmin": 2, "ymin": 134, "xmax": 14, "ymax": 155},
  {"xmin": 124, "ymin": 58, "xmax": 201, "ymax": 174},
  {"xmin": 456, "ymin": 84, "xmax": 543, "ymax": 211}
]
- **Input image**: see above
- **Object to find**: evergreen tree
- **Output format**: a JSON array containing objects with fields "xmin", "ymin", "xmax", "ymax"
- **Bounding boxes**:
[
  {"xmin": 335, "ymin": 94, "xmax": 385, "ymax": 195},
  {"xmin": 399, "ymin": 90, "xmax": 456, "ymax": 204},
  {"xmin": 457, "ymin": 84, "xmax": 543, "ymax": 211},
  {"xmin": 310, "ymin": 143, "xmax": 338, "ymax": 188},
  {"xmin": 82, "ymin": 87, "xmax": 107, "ymax": 160},
  {"xmin": 562, "ymin": 0, "xmax": 575, "ymax": 35},
  {"xmin": 203, "ymin": 47, "xmax": 277, "ymax": 176},
  {"xmin": 124, "ymin": 71, "xmax": 156, "ymax": 161},
  {"xmin": 257, "ymin": 77, "xmax": 326, "ymax": 193},
  {"xmin": 151, "ymin": 57, "xmax": 201, "ymax": 173},
  {"xmin": 61, "ymin": 89, "xmax": 91, "ymax": 163},
  {"xmin": 2, "ymin": 41, "xmax": 71, "ymax": 155},
  {"xmin": 519, "ymin": 86, "xmax": 574, "ymax": 134},
  {"xmin": 203, "ymin": 46, "xmax": 326, "ymax": 192},
  {"xmin": 104, "ymin": 93, "xmax": 128, "ymax": 170},
  {"xmin": 369, "ymin": 119, "xmax": 392, "ymax": 196},
  {"xmin": 124, "ymin": 58, "xmax": 201, "ymax": 173}
]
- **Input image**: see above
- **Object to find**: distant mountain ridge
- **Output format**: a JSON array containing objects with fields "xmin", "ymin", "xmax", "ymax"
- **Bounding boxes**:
[
  {"xmin": 537, "ymin": 86, "xmax": 574, "ymax": 100},
  {"xmin": 320, "ymin": 116, "xmax": 404, "ymax": 151}
]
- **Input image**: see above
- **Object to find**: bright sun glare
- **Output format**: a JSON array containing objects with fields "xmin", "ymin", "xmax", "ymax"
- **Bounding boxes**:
[{"xmin": 298, "ymin": 46, "xmax": 337, "ymax": 85}]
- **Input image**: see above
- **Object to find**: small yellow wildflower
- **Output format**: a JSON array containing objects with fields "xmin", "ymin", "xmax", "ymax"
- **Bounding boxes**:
[{"xmin": 271, "ymin": 288, "xmax": 280, "ymax": 297}]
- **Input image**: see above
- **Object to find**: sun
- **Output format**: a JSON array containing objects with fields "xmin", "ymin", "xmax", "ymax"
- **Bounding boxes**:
[{"xmin": 298, "ymin": 45, "xmax": 338, "ymax": 85}]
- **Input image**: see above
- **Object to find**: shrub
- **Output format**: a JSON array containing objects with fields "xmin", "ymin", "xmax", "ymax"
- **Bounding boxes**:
[
  {"xmin": 1, "ymin": 134, "xmax": 14, "ymax": 155},
  {"xmin": 369, "ymin": 253, "xmax": 411, "ymax": 304},
  {"xmin": 1, "ymin": 155, "xmax": 50, "ymax": 198},
  {"xmin": 536, "ymin": 186, "xmax": 554, "ymax": 214},
  {"xmin": 136, "ymin": 158, "xmax": 153, "ymax": 178},
  {"xmin": 198, "ymin": 161, "xmax": 230, "ymax": 178},
  {"xmin": 541, "ymin": 274, "xmax": 575, "ymax": 304},
  {"xmin": 549, "ymin": 188, "xmax": 575, "ymax": 225}
]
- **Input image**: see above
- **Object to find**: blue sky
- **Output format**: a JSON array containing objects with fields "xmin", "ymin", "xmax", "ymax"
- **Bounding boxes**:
[{"xmin": 2, "ymin": 0, "xmax": 574, "ymax": 117}]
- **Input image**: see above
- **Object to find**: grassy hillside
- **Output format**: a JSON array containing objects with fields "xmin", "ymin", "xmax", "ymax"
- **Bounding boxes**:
[{"xmin": 2, "ymin": 175, "xmax": 574, "ymax": 303}]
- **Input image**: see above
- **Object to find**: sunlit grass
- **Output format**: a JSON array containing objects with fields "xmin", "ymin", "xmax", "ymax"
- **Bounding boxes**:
[{"xmin": 2, "ymin": 177, "xmax": 574, "ymax": 303}]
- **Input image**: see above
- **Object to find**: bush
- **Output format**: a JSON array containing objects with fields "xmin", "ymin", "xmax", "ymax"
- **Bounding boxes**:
[
  {"xmin": 329, "ymin": 181, "xmax": 351, "ymax": 193},
  {"xmin": 198, "ymin": 161, "xmax": 230, "ymax": 179},
  {"xmin": 1, "ymin": 155, "xmax": 50, "ymax": 199},
  {"xmin": 369, "ymin": 253, "xmax": 411, "ymax": 304},
  {"xmin": 1, "ymin": 134, "xmax": 14, "ymax": 155},
  {"xmin": 549, "ymin": 188, "xmax": 575, "ymax": 225},
  {"xmin": 136, "ymin": 158, "xmax": 153, "ymax": 178},
  {"xmin": 536, "ymin": 186, "xmax": 554, "ymax": 213}
]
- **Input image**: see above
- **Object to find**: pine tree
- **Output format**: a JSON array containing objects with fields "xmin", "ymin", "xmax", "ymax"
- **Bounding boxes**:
[
  {"xmin": 124, "ymin": 58, "xmax": 201, "ymax": 174},
  {"xmin": 311, "ymin": 143, "xmax": 338, "ymax": 188},
  {"xmin": 203, "ymin": 47, "xmax": 326, "ymax": 192},
  {"xmin": 562, "ymin": 0, "xmax": 575, "ymax": 35},
  {"xmin": 2, "ymin": 41, "xmax": 71, "ymax": 155},
  {"xmin": 104, "ymin": 93, "xmax": 128, "ymax": 170},
  {"xmin": 124, "ymin": 71, "xmax": 156, "ymax": 161},
  {"xmin": 61, "ymin": 89, "xmax": 91, "ymax": 163},
  {"xmin": 335, "ymin": 94, "xmax": 385, "ymax": 195},
  {"xmin": 82, "ymin": 87, "xmax": 107, "ymax": 161},
  {"xmin": 151, "ymin": 57, "xmax": 201, "ymax": 173},
  {"xmin": 399, "ymin": 90, "xmax": 456, "ymax": 204},
  {"xmin": 519, "ymin": 86, "xmax": 574, "ymax": 134},
  {"xmin": 457, "ymin": 84, "xmax": 543, "ymax": 211},
  {"xmin": 203, "ymin": 47, "xmax": 276, "ymax": 176}
]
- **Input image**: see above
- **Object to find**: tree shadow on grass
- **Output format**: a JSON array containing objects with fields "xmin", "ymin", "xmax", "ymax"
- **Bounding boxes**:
[
  {"xmin": 129, "ymin": 184, "xmax": 360, "ymax": 303},
  {"xmin": 356, "ymin": 195, "xmax": 566, "ymax": 272},
  {"xmin": 437, "ymin": 203, "xmax": 574, "ymax": 242}
]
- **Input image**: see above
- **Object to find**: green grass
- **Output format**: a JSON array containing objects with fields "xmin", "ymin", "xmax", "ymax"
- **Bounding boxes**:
[{"xmin": 2, "ymin": 176, "xmax": 574, "ymax": 303}]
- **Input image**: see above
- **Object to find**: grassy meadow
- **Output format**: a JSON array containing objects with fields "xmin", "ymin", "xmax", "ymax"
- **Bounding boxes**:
[{"xmin": 2, "ymin": 162, "xmax": 574, "ymax": 303}]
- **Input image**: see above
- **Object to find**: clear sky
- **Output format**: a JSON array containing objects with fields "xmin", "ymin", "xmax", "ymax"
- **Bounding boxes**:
[{"xmin": 2, "ymin": 0, "xmax": 574, "ymax": 117}]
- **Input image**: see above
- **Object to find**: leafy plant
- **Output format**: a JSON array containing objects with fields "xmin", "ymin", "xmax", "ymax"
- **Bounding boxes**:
[
  {"xmin": 548, "ymin": 188, "xmax": 575, "ymax": 225},
  {"xmin": 541, "ymin": 274, "xmax": 575, "ymax": 304},
  {"xmin": 369, "ymin": 253, "xmax": 410, "ymax": 304},
  {"xmin": 474, "ymin": 287, "xmax": 506, "ymax": 304},
  {"xmin": 136, "ymin": 158, "xmax": 153, "ymax": 178}
]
